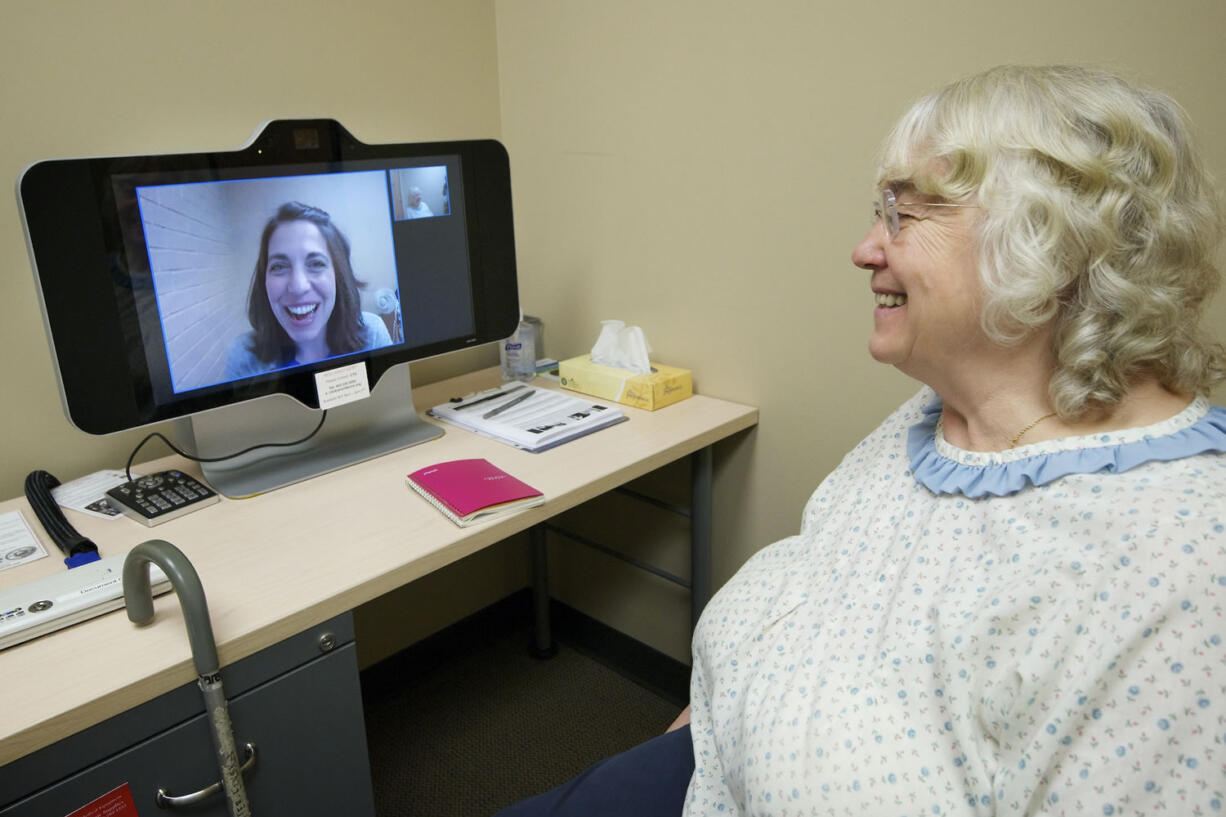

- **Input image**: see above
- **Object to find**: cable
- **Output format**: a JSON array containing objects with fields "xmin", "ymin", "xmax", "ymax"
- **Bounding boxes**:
[
  {"xmin": 23, "ymin": 470, "xmax": 100, "ymax": 566},
  {"xmin": 22, "ymin": 415, "xmax": 328, "ymax": 569},
  {"xmin": 124, "ymin": 410, "xmax": 329, "ymax": 482}
]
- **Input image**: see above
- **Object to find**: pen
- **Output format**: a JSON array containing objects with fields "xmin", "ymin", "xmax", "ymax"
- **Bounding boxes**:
[
  {"xmin": 482, "ymin": 390, "xmax": 534, "ymax": 419},
  {"xmin": 453, "ymin": 385, "xmax": 525, "ymax": 411}
]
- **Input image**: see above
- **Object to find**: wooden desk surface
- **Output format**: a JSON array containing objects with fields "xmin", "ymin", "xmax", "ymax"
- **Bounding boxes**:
[{"xmin": 0, "ymin": 368, "xmax": 756, "ymax": 766}]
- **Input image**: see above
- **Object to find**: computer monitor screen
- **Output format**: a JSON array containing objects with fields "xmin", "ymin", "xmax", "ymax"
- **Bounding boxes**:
[
  {"xmin": 120, "ymin": 161, "xmax": 470, "ymax": 401},
  {"xmin": 20, "ymin": 121, "xmax": 519, "ymax": 436}
]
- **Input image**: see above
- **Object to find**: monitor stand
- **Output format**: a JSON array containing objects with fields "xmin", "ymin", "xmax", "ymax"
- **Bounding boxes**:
[{"xmin": 175, "ymin": 363, "xmax": 442, "ymax": 498}]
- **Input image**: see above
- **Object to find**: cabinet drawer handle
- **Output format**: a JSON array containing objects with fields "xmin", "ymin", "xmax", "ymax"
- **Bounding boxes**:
[{"xmin": 155, "ymin": 742, "xmax": 257, "ymax": 809}]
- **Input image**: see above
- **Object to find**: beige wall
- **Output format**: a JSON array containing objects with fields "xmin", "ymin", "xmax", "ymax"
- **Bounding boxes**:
[{"xmin": 494, "ymin": 0, "xmax": 1226, "ymax": 661}]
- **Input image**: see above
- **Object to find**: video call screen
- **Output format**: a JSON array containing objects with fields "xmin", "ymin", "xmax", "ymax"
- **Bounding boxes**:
[{"xmin": 107, "ymin": 157, "xmax": 476, "ymax": 404}]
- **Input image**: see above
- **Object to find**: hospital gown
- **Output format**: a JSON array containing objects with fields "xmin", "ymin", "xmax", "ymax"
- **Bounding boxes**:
[{"xmin": 685, "ymin": 389, "xmax": 1226, "ymax": 816}]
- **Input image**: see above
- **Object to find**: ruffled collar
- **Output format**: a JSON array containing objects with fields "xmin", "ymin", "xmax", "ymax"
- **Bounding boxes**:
[{"xmin": 908, "ymin": 394, "xmax": 1226, "ymax": 498}]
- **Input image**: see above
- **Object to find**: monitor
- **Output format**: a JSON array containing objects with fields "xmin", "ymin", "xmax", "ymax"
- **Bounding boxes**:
[{"xmin": 19, "ymin": 120, "xmax": 520, "ymax": 497}]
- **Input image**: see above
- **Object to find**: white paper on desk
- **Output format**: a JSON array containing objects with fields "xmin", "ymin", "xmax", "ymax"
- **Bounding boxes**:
[
  {"xmin": 0, "ymin": 510, "xmax": 48, "ymax": 570},
  {"xmin": 50, "ymin": 469, "xmax": 137, "ymax": 520},
  {"xmin": 428, "ymin": 386, "xmax": 626, "ymax": 452}
]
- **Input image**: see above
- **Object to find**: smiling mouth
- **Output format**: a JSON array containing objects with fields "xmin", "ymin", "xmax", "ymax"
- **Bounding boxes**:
[
  {"xmin": 284, "ymin": 304, "xmax": 319, "ymax": 322},
  {"xmin": 874, "ymin": 292, "xmax": 908, "ymax": 308}
]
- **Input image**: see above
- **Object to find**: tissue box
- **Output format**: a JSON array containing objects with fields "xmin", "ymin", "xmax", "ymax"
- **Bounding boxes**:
[{"xmin": 558, "ymin": 355, "xmax": 692, "ymax": 411}]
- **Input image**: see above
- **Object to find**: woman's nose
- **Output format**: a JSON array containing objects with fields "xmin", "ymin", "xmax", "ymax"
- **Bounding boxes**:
[
  {"xmin": 851, "ymin": 223, "xmax": 886, "ymax": 271},
  {"xmin": 287, "ymin": 265, "xmax": 311, "ymax": 294}
]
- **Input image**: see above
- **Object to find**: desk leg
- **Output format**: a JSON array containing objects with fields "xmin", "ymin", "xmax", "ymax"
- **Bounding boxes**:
[
  {"xmin": 691, "ymin": 446, "xmax": 713, "ymax": 631},
  {"xmin": 530, "ymin": 523, "xmax": 558, "ymax": 658}
]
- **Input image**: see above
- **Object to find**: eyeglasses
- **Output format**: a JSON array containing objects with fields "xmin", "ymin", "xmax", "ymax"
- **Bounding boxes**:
[{"xmin": 873, "ymin": 188, "xmax": 977, "ymax": 240}]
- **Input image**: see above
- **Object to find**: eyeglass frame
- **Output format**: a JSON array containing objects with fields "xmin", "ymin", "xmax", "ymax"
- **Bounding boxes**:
[{"xmin": 874, "ymin": 188, "xmax": 977, "ymax": 240}]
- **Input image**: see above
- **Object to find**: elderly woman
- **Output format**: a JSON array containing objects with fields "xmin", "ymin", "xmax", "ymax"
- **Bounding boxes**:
[
  {"xmin": 404, "ymin": 185, "xmax": 434, "ymax": 218},
  {"xmin": 497, "ymin": 65, "xmax": 1226, "ymax": 817}
]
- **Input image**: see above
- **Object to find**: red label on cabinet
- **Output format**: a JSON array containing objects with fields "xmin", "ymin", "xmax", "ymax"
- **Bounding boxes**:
[{"xmin": 63, "ymin": 783, "xmax": 139, "ymax": 817}]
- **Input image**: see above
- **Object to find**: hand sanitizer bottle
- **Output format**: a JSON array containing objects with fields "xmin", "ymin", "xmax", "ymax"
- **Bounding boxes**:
[{"xmin": 500, "ymin": 311, "xmax": 538, "ymax": 382}]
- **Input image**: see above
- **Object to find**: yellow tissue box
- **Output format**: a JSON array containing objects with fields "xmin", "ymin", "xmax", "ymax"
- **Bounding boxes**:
[{"xmin": 558, "ymin": 355, "xmax": 693, "ymax": 411}]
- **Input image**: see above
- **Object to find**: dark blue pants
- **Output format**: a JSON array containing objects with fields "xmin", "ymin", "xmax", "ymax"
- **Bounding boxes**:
[{"xmin": 493, "ymin": 725, "xmax": 694, "ymax": 816}]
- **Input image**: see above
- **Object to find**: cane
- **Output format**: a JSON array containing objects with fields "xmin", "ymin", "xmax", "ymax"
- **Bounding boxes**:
[{"xmin": 123, "ymin": 540, "xmax": 253, "ymax": 817}]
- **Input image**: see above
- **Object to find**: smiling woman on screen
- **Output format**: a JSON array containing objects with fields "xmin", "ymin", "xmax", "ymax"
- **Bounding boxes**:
[{"xmin": 225, "ymin": 201, "xmax": 391, "ymax": 380}]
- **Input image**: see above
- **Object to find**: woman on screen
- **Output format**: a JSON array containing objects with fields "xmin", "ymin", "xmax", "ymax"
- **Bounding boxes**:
[
  {"xmin": 225, "ymin": 201, "xmax": 392, "ymax": 379},
  {"xmin": 404, "ymin": 185, "xmax": 433, "ymax": 218}
]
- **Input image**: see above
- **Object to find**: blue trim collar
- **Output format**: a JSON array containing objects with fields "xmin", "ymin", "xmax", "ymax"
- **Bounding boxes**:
[{"xmin": 908, "ymin": 395, "xmax": 1226, "ymax": 497}]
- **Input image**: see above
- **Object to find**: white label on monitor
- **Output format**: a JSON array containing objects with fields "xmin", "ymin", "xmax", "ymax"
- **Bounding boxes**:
[{"xmin": 315, "ymin": 363, "xmax": 371, "ymax": 410}]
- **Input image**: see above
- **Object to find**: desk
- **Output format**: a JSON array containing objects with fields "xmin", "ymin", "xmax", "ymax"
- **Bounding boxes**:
[{"xmin": 0, "ymin": 367, "xmax": 756, "ymax": 773}]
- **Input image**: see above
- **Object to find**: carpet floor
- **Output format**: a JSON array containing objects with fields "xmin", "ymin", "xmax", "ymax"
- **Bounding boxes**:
[{"xmin": 361, "ymin": 598, "xmax": 684, "ymax": 817}]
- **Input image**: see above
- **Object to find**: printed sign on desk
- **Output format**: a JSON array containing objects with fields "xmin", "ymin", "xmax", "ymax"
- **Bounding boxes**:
[{"xmin": 0, "ymin": 510, "xmax": 47, "ymax": 571}]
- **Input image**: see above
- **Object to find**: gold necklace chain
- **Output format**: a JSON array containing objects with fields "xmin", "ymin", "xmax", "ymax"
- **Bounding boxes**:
[{"xmin": 1009, "ymin": 411, "xmax": 1058, "ymax": 449}]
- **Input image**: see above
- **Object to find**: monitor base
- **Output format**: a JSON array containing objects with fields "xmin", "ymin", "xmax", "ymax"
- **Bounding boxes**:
[{"xmin": 177, "ymin": 363, "xmax": 441, "ymax": 498}]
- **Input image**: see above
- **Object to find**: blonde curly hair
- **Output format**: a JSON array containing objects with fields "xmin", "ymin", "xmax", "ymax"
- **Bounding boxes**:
[{"xmin": 877, "ymin": 64, "xmax": 1225, "ymax": 419}]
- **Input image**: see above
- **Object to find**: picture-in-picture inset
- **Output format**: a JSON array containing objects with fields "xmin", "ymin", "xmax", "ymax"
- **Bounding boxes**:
[{"xmin": 391, "ymin": 166, "xmax": 450, "ymax": 220}]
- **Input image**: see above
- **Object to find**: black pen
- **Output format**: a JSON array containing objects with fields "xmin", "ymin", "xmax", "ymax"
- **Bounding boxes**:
[
  {"xmin": 483, "ymin": 390, "xmax": 534, "ymax": 419},
  {"xmin": 453, "ymin": 385, "xmax": 525, "ymax": 411}
]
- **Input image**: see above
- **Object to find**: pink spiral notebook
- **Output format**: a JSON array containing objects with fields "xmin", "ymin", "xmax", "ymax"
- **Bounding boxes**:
[{"xmin": 406, "ymin": 458, "xmax": 544, "ymax": 527}]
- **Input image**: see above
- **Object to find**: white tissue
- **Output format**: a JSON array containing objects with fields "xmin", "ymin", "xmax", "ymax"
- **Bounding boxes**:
[{"xmin": 590, "ymin": 319, "xmax": 653, "ymax": 374}]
